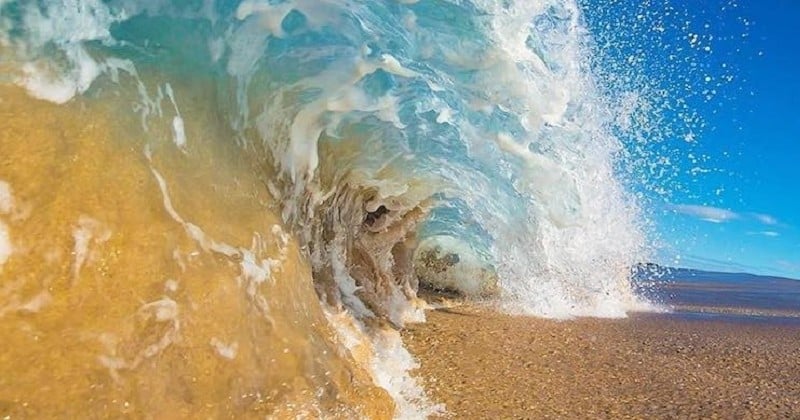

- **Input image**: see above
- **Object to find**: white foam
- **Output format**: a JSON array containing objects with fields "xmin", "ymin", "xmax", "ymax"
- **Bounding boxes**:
[
  {"xmin": 71, "ymin": 216, "xmax": 111, "ymax": 282},
  {"xmin": 379, "ymin": 54, "xmax": 418, "ymax": 78},
  {"xmin": 210, "ymin": 337, "xmax": 239, "ymax": 360},
  {"xmin": 164, "ymin": 83, "xmax": 187, "ymax": 152},
  {"xmin": 0, "ymin": 180, "xmax": 14, "ymax": 215},
  {"xmin": 280, "ymin": 55, "xmax": 414, "ymax": 183},
  {"xmin": 324, "ymin": 309, "xmax": 444, "ymax": 419},
  {"xmin": 0, "ymin": 221, "xmax": 11, "ymax": 272},
  {"xmin": 288, "ymin": 103, "xmax": 325, "ymax": 182},
  {"xmin": 98, "ymin": 297, "xmax": 181, "ymax": 379},
  {"xmin": 171, "ymin": 113, "xmax": 187, "ymax": 150},
  {"xmin": 140, "ymin": 302, "xmax": 180, "ymax": 359},
  {"xmin": 370, "ymin": 329, "xmax": 445, "ymax": 419},
  {"xmin": 237, "ymin": 32, "xmax": 419, "ymax": 185},
  {"xmin": 236, "ymin": 1, "xmax": 292, "ymax": 37},
  {"xmin": 148, "ymin": 163, "xmax": 239, "ymax": 257},
  {"xmin": 130, "ymin": 78, "xmax": 166, "ymax": 132},
  {"xmin": 19, "ymin": 46, "xmax": 102, "ymax": 104},
  {"xmin": 148, "ymin": 158, "xmax": 285, "ymax": 326},
  {"xmin": 208, "ymin": 37, "xmax": 225, "ymax": 62},
  {"xmin": 435, "ymin": 107, "xmax": 454, "ymax": 125},
  {"xmin": 439, "ymin": 0, "xmax": 650, "ymax": 319},
  {"xmin": 11, "ymin": 0, "xmax": 124, "ymax": 103},
  {"xmin": 236, "ymin": 0, "xmax": 345, "ymax": 36},
  {"xmin": 164, "ymin": 279, "xmax": 179, "ymax": 293},
  {"xmin": 330, "ymin": 238, "xmax": 375, "ymax": 318},
  {"xmin": 18, "ymin": 291, "xmax": 53, "ymax": 314},
  {"xmin": 494, "ymin": 132, "xmax": 580, "ymax": 228}
]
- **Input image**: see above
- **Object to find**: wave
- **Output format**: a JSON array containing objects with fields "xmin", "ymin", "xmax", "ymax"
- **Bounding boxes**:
[{"xmin": 0, "ymin": 0, "xmax": 653, "ymax": 417}]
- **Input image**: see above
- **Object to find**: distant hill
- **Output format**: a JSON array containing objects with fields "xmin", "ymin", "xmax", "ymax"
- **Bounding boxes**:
[
  {"xmin": 630, "ymin": 263, "xmax": 800, "ymax": 314},
  {"xmin": 631, "ymin": 263, "xmax": 800, "ymax": 284}
]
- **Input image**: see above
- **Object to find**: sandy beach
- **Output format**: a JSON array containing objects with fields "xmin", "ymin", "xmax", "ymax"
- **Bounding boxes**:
[{"xmin": 402, "ymin": 305, "xmax": 800, "ymax": 418}]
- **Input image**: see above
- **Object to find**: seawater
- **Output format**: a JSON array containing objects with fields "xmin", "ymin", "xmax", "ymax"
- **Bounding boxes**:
[
  {"xmin": 635, "ymin": 268, "xmax": 800, "ymax": 321},
  {"xmin": 1, "ymin": 0, "xmax": 659, "ymax": 417}
]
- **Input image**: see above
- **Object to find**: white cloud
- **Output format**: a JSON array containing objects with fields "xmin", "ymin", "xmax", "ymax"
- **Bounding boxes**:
[
  {"xmin": 669, "ymin": 204, "xmax": 787, "ymax": 228},
  {"xmin": 668, "ymin": 204, "xmax": 739, "ymax": 223},
  {"xmin": 747, "ymin": 231, "xmax": 780, "ymax": 237},
  {"xmin": 777, "ymin": 260, "xmax": 800, "ymax": 272},
  {"xmin": 751, "ymin": 213, "xmax": 778, "ymax": 226}
]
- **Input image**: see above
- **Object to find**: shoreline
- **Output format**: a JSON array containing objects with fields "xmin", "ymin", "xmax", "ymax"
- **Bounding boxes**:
[{"xmin": 401, "ymin": 305, "xmax": 800, "ymax": 418}]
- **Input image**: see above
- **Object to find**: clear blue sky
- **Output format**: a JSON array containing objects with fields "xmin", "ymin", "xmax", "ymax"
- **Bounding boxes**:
[
  {"xmin": 656, "ymin": 0, "xmax": 800, "ymax": 279},
  {"xmin": 583, "ymin": 0, "xmax": 800, "ymax": 279}
]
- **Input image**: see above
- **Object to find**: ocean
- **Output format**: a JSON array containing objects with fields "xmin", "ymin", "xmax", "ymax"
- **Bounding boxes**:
[
  {"xmin": 0, "ymin": 0, "xmax": 752, "ymax": 418},
  {"xmin": 634, "ymin": 266, "xmax": 800, "ymax": 322}
]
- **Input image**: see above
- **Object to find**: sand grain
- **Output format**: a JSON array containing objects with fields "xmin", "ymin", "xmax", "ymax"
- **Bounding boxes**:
[{"xmin": 402, "ymin": 306, "xmax": 800, "ymax": 418}]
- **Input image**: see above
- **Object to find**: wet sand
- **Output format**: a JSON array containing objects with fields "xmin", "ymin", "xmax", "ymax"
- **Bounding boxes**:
[{"xmin": 402, "ymin": 305, "xmax": 800, "ymax": 418}]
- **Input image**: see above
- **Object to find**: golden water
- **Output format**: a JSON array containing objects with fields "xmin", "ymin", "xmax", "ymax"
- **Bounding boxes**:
[{"xmin": 0, "ymin": 86, "xmax": 393, "ymax": 418}]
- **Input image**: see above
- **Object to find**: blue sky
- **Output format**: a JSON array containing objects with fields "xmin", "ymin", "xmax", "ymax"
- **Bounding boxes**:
[
  {"xmin": 582, "ymin": 0, "xmax": 799, "ymax": 279},
  {"xmin": 644, "ymin": 1, "xmax": 800, "ymax": 278}
]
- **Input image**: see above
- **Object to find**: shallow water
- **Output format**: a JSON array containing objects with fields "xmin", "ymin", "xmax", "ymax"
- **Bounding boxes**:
[{"xmin": 0, "ymin": 87, "xmax": 395, "ymax": 418}]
